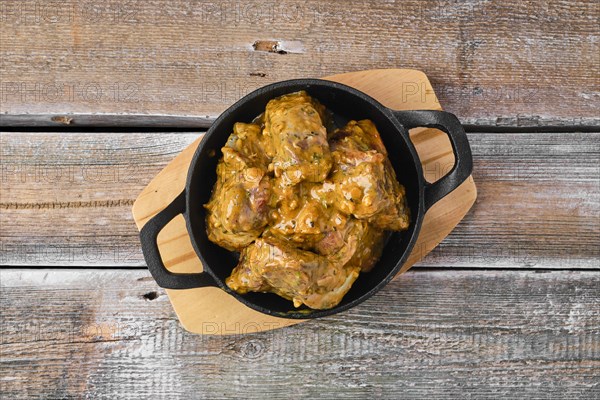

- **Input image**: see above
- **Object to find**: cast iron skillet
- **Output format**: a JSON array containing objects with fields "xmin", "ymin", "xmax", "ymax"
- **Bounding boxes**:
[{"xmin": 140, "ymin": 79, "xmax": 473, "ymax": 319}]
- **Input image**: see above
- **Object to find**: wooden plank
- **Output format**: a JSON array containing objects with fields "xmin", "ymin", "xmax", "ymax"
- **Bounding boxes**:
[
  {"xmin": 0, "ymin": 269, "xmax": 598, "ymax": 398},
  {"xmin": 1, "ymin": 0, "xmax": 598, "ymax": 127},
  {"xmin": 2, "ymin": 131, "xmax": 598, "ymax": 268},
  {"xmin": 0, "ymin": 132, "xmax": 199, "ymax": 266},
  {"xmin": 426, "ymin": 131, "xmax": 600, "ymax": 268}
]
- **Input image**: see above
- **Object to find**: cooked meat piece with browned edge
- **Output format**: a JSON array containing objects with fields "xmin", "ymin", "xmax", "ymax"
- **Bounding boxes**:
[
  {"xmin": 225, "ymin": 122, "xmax": 273, "ymax": 170},
  {"xmin": 264, "ymin": 91, "xmax": 333, "ymax": 185},
  {"xmin": 329, "ymin": 120, "xmax": 410, "ymax": 231},
  {"xmin": 226, "ymin": 237, "xmax": 360, "ymax": 310},
  {"xmin": 314, "ymin": 217, "xmax": 387, "ymax": 273},
  {"xmin": 266, "ymin": 180, "xmax": 346, "ymax": 249},
  {"xmin": 204, "ymin": 123, "xmax": 272, "ymax": 251}
]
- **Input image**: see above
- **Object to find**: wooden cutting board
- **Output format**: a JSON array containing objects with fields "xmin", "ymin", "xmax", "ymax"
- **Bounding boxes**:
[{"xmin": 132, "ymin": 69, "xmax": 477, "ymax": 335}]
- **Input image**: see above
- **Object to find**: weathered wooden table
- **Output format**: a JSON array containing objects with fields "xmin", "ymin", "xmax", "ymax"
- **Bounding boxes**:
[{"xmin": 1, "ymin": 1, "xmax": 598, "ymax": 398}]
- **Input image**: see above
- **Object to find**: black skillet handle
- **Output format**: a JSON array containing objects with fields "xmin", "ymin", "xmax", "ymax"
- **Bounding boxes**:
[
  {"xmin": 140, "ymin": 190, "xmax": 217, "ymax": 289},
  {"xmin": 393, "ymin": 110, "xmax": 473, "ymax": 210}
]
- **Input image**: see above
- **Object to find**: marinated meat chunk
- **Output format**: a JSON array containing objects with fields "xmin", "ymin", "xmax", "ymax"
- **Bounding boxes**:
[
  {"xmin": 264, "ymin": 91, "xmax": 332, "ymax": 184},
  {"xmin": 344, "ymin": 223, "xmax": 387, "ymax": 273},
  {"xmin": 225, "ymin": 122, "xmax": 273, "ymax": 170},
  {"xmin": 328, "ymin": 119, "xmax": 388, "ymax": 155},
  {"xmin": 314, "ymin": 217, "xmax": 387, "ymax": 273},
  {"xmin": 266, "ymin": 180, "xmax": 345, "ymax": 249},
  {"xmin": 205, "ymin": 174, "xmax": 271, "ymax": 251},
  {"xmin": 329, "ymin": 120, "xmax": 410, "ymax": 231},
  {"xmin": 226, "ymin": 237, "xmax": 360, "ymax": 309},
  {"xmin": 205, "ymin": 144, "xmax": 271, "ymax": 251}
]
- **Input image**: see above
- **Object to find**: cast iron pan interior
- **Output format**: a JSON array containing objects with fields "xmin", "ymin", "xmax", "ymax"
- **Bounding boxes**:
[{"xmin": 186, "ymin": 80, "xmax": 422, "ymax": 318}]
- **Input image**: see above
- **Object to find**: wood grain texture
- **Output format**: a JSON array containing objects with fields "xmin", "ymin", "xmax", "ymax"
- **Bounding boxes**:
[
  {"xmin": 2, "ymin": 131, "xmax": 598, "ymax": 268},
  {"xmin": 1, "ymin": 0, "xmax": 599, "ymax": 127},
  {"xmin": 1, "ymin": 269, "xmax": 598, "ymax": 398}
]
